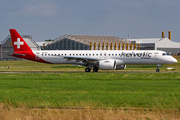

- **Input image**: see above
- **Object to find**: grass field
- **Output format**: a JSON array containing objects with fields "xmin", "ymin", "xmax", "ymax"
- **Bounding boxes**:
[
  {"xmin": 0, "ymin": 56, "xmax": 179, "ymax": 119},
  {"xmin": 1, "ymin": 72, "xmax": 180, "ymax": 119},
  {"xmin": 0, "ymin": 72, "xmax": 180, "ymax": 109}
]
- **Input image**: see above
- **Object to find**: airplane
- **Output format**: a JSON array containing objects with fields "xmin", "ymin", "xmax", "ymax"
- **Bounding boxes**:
[{"xmin": 9, "ymin": 29, "xmax": 177, "ymax": 72}]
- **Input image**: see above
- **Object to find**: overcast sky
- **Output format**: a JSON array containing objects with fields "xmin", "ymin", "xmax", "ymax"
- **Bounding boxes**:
[{"xmin": 0, "ymin": 0, "xmax": 180, "ymax": 42}]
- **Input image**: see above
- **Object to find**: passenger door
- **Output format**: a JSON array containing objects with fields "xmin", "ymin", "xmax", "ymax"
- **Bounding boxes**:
[{"xmin": 154, "ymin": 52, "xmax": 158, "ymax": 60}]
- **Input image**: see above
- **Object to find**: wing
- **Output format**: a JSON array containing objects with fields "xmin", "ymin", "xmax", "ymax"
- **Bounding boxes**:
[
  {"xmin": 52, "ymin": 55, "xmax": 99, "ymax": 64},
  {"xmin": 63, "ymin": 56, "xmax": 99, "ymax": 64}
]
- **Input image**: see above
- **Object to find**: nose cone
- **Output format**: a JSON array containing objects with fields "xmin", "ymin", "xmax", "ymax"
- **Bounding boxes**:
[{"xmin": 171, "ymin": 57, "xmax": 177, "ymax": 63}]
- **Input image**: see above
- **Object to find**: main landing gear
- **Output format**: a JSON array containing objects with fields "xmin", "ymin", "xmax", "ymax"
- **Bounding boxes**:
[
  {"xmin": 85, "ymin": 67, "xmax": 99, "ymax": 72},
  {"xmin": 93, "ymin": 67, "xmax": 99, "ymax": 72},
  {"xmin": 85, "ymin": 68, "xmax": 91, "ymax": 72}
]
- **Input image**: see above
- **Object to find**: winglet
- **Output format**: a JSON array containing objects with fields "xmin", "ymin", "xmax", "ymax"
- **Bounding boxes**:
[{"xmin": 9, "ymin": 29, "xmax": 32, "ymax": 52}]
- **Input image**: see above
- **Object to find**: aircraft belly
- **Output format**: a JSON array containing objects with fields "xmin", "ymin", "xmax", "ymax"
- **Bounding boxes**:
[{"xmin": 126, "ymin": 58, "xmax": 159, "ymax": 65}]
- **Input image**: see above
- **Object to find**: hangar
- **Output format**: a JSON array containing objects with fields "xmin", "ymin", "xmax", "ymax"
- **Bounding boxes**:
[
  {"xmin": 128, "ymin": 31, "xmax": 180, "ymax": 55},
  {"xmin": 42, "ymin": 34, "xmax": 132, "ymax": 50},
  {"xmin": 128, "ymin": 38, "xmax": 180, "ymax": 55}
]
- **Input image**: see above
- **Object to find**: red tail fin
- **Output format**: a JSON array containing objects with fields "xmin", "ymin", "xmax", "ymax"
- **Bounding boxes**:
[{"xmin": 9, "ymin": 29, "xmax": 32, "ymax": 52}]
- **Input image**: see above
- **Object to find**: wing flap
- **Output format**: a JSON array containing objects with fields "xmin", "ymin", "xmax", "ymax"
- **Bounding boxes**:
[{"xmin": 63, "ymin": 56, "xmax": 98, "ymax": 62}]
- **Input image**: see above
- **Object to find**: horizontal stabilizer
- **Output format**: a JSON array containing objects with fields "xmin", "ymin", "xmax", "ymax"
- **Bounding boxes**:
[
  {"xmin": 7, "ymin": 53, "xmax": 13, "ymax": 56},
  {"xmin": 3, "ymin": 51, "xmax": 12, "ymax": 56},
  {"xmin": 13, "ymin": 53, "xmax": 25, "ymax": 56},
  {"xmin": 3, "ymin": 51, "xmax": 24, "ymax": 56}
]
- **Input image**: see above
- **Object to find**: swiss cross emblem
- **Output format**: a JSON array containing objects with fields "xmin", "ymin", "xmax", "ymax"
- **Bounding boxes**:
[{"xmin": 14, "ymin": 38, "xmax": 24, "ymax": 49}]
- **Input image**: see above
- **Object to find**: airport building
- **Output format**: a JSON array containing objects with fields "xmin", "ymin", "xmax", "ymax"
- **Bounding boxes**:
[{"xmin": 128, "ymin": 31, "xmax": 180, "ymax": 55}]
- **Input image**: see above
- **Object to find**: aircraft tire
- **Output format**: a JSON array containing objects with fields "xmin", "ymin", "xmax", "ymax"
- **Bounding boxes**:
[
  {"xmin": 156, "ymin": 69, "xmax": 160, "ymax": 72},
  {"xmin": 85, "ymin": 68, "xmax": 91, "ymax": 72},
  {"xmin": 93, "ymin": 67, "xmax": 99, "ymax": 72}
]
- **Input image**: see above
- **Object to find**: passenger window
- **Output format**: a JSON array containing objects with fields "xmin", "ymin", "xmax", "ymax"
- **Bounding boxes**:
[{"xmin": 96, "ymin": 54, "xmax": 98, "ymax": 56}]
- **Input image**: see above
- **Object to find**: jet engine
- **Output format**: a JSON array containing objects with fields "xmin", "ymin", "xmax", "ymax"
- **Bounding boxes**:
[
  {"xmin": 99, "ymin": 60, "xmax": 126, "ymax": 70},
  {"xmin": 116, "ymin": 64, "xmax": 126, "ymax": 70}
]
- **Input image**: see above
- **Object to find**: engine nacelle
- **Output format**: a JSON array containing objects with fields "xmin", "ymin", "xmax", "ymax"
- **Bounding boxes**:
[
  {"xmin": 116, "ymin": 64, "xmax": 126, "ymax": 70},
  {"xmin": 99, "ymin": 60, "xmax": 126, "ymax": 70},
  {"xmin": 99, "ymin": 60, "xmax": 116, "ymax": 70}
]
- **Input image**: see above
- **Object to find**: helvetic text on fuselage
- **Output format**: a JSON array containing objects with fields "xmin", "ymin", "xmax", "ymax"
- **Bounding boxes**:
[{"xmin": 120, "ymin": 52, "xmax": 152, "ymax": 59}]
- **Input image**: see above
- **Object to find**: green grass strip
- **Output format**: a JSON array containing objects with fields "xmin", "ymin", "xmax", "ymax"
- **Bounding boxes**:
[{"xmin": 0, "ymin": 72, "xmax": 180, "ymax": 109}]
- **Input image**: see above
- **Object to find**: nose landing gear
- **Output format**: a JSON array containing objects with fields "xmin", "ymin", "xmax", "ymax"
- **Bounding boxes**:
[
  {"xmin": 156, "ymin": 68, "xmax": 160, "ymax": 72},
  {"xmin": 156, "ymin": 64, "xmax": 161, "ymax": 72}
]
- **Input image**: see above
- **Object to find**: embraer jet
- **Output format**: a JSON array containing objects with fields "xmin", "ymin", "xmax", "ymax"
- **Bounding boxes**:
[{"xmin": 9, "ymin": 29, "xmax": 177, "ymax": 72}]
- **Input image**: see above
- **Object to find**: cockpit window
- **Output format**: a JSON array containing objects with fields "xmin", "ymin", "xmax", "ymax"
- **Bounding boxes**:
[
  {"xmin": 162, "ymin": 53, "xmax": 170, "ymax": 56},
  {"xmin": 162, "ymin": 53, "xmax": 166, "ymax": 56}
]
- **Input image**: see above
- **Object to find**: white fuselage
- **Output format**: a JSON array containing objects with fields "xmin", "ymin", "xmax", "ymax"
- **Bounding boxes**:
[{"xmin": 32, "ymin": 50, "xmax": 177, "ymax": 65}]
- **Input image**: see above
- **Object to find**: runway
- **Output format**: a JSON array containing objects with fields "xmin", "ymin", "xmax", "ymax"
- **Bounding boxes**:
[{"xmin": 0, "ymin": 70, "xmax": 178, "ymax": 73}]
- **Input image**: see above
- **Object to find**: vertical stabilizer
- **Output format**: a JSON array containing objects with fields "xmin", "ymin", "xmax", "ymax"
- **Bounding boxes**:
[{"xmin": 9, "ymin": 29, "xmax": 32, "ymax": 52}]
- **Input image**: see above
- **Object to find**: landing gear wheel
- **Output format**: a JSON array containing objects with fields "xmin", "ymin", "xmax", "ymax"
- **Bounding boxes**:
[
  {"xmin": 156, "ymin": 64, "xmax": 161, "ymax": 72},
  {"xmin": 85, "ymin": 68, "xmax": 91, "ymax": 72},
  {"xmin": 93, "ymin": 67, "xmax": 99, "ymax": 72},
  {"xmin": 156, "ymin": 69, "xmax": 160, "ymax": 72}
]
